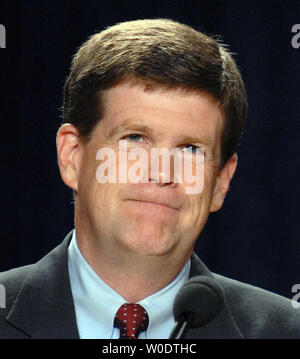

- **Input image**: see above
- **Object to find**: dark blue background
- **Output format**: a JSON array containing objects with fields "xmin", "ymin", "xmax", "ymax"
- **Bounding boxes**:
[{"xmin": 0, "ymin": 0, "xmax": 299, "ymax": 299}]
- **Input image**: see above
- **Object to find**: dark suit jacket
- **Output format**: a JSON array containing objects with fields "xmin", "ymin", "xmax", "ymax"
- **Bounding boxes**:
[{"xmin": 0, "ymin": 231, "xmax": 299, "ymax": 339}]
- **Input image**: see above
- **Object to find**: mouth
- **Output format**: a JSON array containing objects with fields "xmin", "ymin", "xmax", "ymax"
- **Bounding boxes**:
[{"xmin": 125, "ymin": 199, "xmax": 179, "ymax": 212}]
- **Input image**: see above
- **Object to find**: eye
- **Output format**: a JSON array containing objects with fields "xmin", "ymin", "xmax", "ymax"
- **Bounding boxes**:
[
  {"xmin": 183, "ymin": 144, "xmax": 199, "ymax": 154},
  {"xmin": 125, "ymin": 134, "xmax": 143, "ymax": 142}
]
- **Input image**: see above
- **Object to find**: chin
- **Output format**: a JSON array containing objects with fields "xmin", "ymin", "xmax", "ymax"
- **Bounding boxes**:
[{"xmin": 121, "ymin": 229, "xmax": 178, "ymax": 257}]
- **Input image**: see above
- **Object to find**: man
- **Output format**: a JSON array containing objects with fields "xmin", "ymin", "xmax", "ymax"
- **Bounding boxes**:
[{"xmin": 0, "ymin": 19, "xmax": 299, "ymax": 339}]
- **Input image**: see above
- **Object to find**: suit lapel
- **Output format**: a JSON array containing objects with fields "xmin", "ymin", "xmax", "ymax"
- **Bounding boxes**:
[
  {"xmin": 6, "ymin": 231, "xmax": 79, "ymax": 338},
  {"xmin": 6, "ymin": 233, "xmax": 243, "ymax": 339},
  {"xmin": 186, "ymin": 253, "xmax": 244, "ymax": 339}
]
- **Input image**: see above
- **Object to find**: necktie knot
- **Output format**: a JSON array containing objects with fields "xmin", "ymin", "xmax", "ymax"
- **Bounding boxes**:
[{"xmin": 114, "ymin": 303, "xmax": 149, "ymax": 339}]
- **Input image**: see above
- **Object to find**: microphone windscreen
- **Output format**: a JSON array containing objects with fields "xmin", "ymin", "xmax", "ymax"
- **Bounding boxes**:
[{"xmin": 173, "ymin": 276, "xmax": 224, "ymax": 328}]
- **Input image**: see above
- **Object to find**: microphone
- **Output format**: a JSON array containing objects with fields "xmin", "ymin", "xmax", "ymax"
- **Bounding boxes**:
[{"xmin": 169, "ymin": 276, "xmax": 224, "ymax": 339}]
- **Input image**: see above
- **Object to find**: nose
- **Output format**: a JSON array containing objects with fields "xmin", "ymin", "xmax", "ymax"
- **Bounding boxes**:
[{"xmin": 149, "ymin": 148, "xmax": 177, "ymax": 187}]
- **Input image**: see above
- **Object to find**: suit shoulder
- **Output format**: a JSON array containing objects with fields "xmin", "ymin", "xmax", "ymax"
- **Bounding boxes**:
[
  {"xmin": 0, "ymin": 264, "xmax": 33, "ymax": 287},
  {"xmin": 214, "ymin": 273, "xmax": 300, "ymax": 338},
  {"xmin": 0, "ymin": 265, "xmax": 33, "ymax": 316}
]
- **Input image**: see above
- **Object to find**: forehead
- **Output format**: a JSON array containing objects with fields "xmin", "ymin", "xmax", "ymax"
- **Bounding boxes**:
[{"xmin": 98, "ymin": 81, "xmax": 224, "ymax": 147}]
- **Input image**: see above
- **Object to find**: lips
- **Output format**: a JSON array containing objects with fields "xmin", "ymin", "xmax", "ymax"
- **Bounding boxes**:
[
  {"xmin": 122, "ymin": 184, "xmax": 184, "ymax": 211},
  {"xmin": 126, "ymin": 198, "xmax": 179, "ymax": 211}
]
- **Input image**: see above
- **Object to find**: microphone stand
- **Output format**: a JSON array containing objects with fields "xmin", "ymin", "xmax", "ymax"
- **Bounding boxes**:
[{"xmin": 169, "ymin": 312, "xmax": 194, "ymax": 339}]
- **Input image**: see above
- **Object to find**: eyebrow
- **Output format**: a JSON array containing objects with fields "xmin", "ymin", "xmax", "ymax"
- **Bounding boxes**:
[
  {"xmin": 108, "ymin": 120, "xmax": 155, "ymax": 138},
  {"xmin": 108, "ymin": 119, "xmax": 213, "ymax": 148},
  {"xmin": 177, "ymin": 135, "xmax": 213, "ymax": 149}
]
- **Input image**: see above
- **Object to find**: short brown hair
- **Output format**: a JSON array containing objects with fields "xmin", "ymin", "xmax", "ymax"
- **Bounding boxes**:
[{"xmin": 62, "ymin": 18, "xmax": 247, "ymax": 168}]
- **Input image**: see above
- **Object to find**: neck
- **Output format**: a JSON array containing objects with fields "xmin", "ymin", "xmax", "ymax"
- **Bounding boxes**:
[{"xmin": 75, "ymin": 230, "xmax": 191, "ymax": 303}]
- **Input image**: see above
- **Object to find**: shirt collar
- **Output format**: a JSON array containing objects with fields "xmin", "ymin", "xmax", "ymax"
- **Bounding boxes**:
[
  {"xmin": 139, "ymin": 257, "xmax": 190, "ymax": 339},
  {"xmin": 68, "ymin": 230, "xmax": 190, "ymax": 339}
]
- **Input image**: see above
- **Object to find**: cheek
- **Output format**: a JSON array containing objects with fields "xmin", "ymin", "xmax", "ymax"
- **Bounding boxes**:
[
  {"xmin": 79, "ymin": 182, "xmax": 121, "ymax": 235},
  {"xmin": 182, "ymin": 160, "xmax": 216, "ymax": 202},
  {"xmin": 76, "ymin": 152, "xmax": 108, "ymax": 214},
  {"xmin": 181, "ymin": 166, "xmax": 217, "ymax": 227},
  {"xmin": 203, "ymin": 160, "xmax": 218, "ymax": 193},
  {"xmin": 184, "ymin": 196, "xmax": 211, "ymax": 239}
]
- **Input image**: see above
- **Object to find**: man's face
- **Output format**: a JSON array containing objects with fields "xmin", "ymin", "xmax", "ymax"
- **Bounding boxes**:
[{"xmin": 58, "ymin": 81, "xmax": 236, "ymax": 262}]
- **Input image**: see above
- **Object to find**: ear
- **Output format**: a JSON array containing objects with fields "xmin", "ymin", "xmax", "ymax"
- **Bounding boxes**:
[
  {"xmin": 56, "ymin": 124, "xmax": 82, "ymax": 191},
  {"xmin": 210, "ymin": 153, "xmax": 238, "ymax": 212}
]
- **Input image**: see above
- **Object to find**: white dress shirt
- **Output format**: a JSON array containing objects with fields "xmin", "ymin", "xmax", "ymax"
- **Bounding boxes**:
[{"xmin": 68, "ymin": 231, "xmax": 190, "ymax": 339}]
